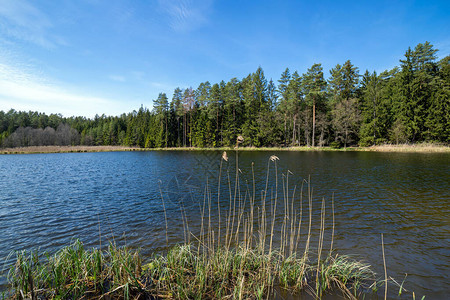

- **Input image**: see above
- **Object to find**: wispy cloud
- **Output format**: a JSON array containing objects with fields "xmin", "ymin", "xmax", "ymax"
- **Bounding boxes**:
[
  {"xmin": 0, "ymin": 0, "xmax": 64, "ymax": 48},
  {"xmin": 0, "ymin": 62, "xmax": 125, "ymax": 117},
  {"xmin": 131, "ymin": 71, "xmax": 145, "ymax": 81},
  {"xmin": 150, "ymin": 81, "xmax": 167, "ymax": 89},
  {"xmin": 435, "ymin": 39, "xmax": 450, "ymax": 59},
  {"xmin": 158, "ymin": 0, "xmax": 213, "ymax": 32},
  {"xmin": 109, "ymin": 75, "xmax": 126, "ymax": 82}
]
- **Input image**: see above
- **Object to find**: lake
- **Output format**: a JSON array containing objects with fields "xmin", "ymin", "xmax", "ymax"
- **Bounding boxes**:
[{"xmin": 0, "ymin": 150, "xmax": 449, "ymax": 299}]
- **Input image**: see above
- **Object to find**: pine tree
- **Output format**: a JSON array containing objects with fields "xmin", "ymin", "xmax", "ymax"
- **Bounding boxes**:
[
  {"xmin": 302, "ymin": 63, "xmax": 326, "ymax": 147},
  {"xmin": 153, "ymin": 93, "xmax": 169, "ymax": 147},
  {"xmin": 425, "ymin": 55, "xmax": 450, "ymax": 142},
  {"xmin": 360, "ymin": 70, "xmax": 382, "ymax": 145},
  {"xmin": 208, "ymin": 83, "xmax": 221, "ymax": 146},
  {"xmin": 328, "ymin": 60, "xmax": 360, "ymax": 146},
  {"xmin": 398, "ymin": 42, "xmax": 438, "ymax": 142},
  {"xmin": 170, "ymin": 87, "xmax": 184, "ymax": 147},
  {"xmin": 182, "ymin": 88, "xmax": 196, "ymax": 147},
  {"xmin": 360, "ymin": 69, "xmax": 397, "ymax": 145},
  {"xmin": 277, "ymin": 68, "xmax": 291, "ymax": 145},
  {"xmin": 287, "ymin": 71, "xmax": 302, "ymax": 145},
  {"xmin": 222, "ymin": 78, "xmax": 242, "ymax": 146}
]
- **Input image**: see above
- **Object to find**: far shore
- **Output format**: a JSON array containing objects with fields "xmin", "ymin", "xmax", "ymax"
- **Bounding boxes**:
[
  {"xmin": 0, "ymin": 145, "xmax": 140, "ymax": 154},
  {"xmin": 1, "ymin": 143, "xmax": 449, "ymax": 154}
]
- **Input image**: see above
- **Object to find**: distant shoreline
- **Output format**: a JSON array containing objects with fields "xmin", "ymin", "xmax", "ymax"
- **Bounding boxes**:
[
  {"xmin": 1, "ymin": 144, "xmax": 449, "ymax": 154},
  {"xmin": 0, "ymin": 145, "xmax": 140, "ymax": 154}
]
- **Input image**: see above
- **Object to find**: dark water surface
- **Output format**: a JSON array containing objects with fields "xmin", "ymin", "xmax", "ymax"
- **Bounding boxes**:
[{"xmin": 0, "ymin": 151, "xmax": 449, "ymax": 298}]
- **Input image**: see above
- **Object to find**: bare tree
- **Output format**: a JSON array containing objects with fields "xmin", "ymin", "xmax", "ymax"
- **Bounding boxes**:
[
  {"xmin": 2, "ymin": 123, "xmax": 80, "ymax": 148},
  {"xmin": 331, "ymin": 98, "xmax": 361, "ymax": 148}
]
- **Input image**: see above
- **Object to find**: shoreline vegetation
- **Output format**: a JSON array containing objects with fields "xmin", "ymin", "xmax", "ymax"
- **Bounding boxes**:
[
  {"xmin": 0, "ymin": 143, "xmax": 449, "ymax": 154},
  {"xmin": 6, "ymin": 240, "xmax": 377, "ymax": 300},
  {"xmin": 4, "ymin": 152, "xmax": 417, "ymax": 299}
]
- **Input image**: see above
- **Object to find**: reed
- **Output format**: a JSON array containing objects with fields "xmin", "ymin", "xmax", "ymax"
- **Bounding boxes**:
[
  {"xmin": 7, "ymin": 152, "xmax": 395, "ymax": 299},
  {"xmin": 7, "ymin": 240, "xmax": 144, "ymax": 299}
]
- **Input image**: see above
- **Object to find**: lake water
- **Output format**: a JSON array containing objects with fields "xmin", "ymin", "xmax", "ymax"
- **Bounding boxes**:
[{"xmin": 0, "ymin": 151, "xmax": 449, "ymax": 299}]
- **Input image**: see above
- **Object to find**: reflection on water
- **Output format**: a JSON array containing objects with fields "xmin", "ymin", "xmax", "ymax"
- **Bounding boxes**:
[{"xmin": 0, "ymin": 151, "xmax": 449, "ymax": 299}]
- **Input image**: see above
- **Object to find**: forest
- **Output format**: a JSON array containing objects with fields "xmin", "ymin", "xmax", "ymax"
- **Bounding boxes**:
[{"xmin": 1, "ymin": 42, "xmax": 449, "ymax": 149}]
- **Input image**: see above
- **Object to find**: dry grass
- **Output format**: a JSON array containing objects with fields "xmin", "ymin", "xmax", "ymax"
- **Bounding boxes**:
[
  {"xmin": 129, "ymin": 144, "xmax": 450, "ymax": 153},
  {"xmin": 0, "ymin": 145, "xmax": 140, "ymax": 154},
  {"xmin": 228, "ymin": 144, "xmax": 449, "ymax": 153},
  {"xmin": 362, "ymin": 143, "xmax": 450, "ymax": 153},
  {"xmin": 1, "ymin": 143, "xmax": 448, "ymax": 154}
]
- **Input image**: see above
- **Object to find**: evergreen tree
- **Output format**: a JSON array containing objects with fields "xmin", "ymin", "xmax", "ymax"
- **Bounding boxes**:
[
  {"xmin": 182, "ymin": 87, "xmax": 196, "ymax": 147},
  {"xmin": 328, "ymin": 60, "xmax": 360, "ymax": 146},
  {"xmin": 153, "ymin": 93, "xmax": 169, "ymax": 147},
  {"xmin": 302, "ymin": 63, "xmax": 326, "ymax": 147},
  {"xmin": 398, "ymin": 42, "xmax": 438, "ymax": 142},
  {"xmin": 360, "ymin": 71, "xmax": 383, "ymax": 145},
  {"xmin": 287, "ymin": 71, "xmax": 302, "ymax": 145},
  {"xmin": 222, "ymin": 78, "xmax": 242, "ymax": 146},
  {"xmin": 425, "ymin": 55, "xmax": 450, "ymax": 142},
  {"xmin": 171, "ymin": 87, "xmax": 184, "ymax": 147},
  {"xmin": 341, "ymin": 60, "xmax": 360, "ymax": 101},
  {"xmin": 208, "ymin": 83, "xmax": 221, "ymax": 146},
  {"xmin": 196, "ymin": 82, "xmax": 211, "ymax": 108},
  {"xmin": 277, "ymin": 68, "xmax": 291, "ymax": 145}
]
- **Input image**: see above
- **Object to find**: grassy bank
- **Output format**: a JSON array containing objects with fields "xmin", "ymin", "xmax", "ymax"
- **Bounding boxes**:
[{"xmin": 1, "ymin": 143, "xmax": 448, "ymax": 154}]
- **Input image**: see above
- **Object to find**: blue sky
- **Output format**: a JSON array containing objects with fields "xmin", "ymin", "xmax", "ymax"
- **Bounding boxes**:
[{"xmin": 0, "ymin": 0, "xmax": 449, "ymax": 117}]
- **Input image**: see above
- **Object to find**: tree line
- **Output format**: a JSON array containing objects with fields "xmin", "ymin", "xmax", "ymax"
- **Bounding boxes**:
[{"xmin": 1, "ymin": 42, "xmax": 448, "ymax": 149}]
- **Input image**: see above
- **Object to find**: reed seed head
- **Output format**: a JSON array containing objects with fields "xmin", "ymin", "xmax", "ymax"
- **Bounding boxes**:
[
  {"xmin": 222, "ymin": 151, "xmax": 228, "ymax": 161},
  {"xmin": 269, "ymin": 155, "xmax": 279, "ymax": 162}
]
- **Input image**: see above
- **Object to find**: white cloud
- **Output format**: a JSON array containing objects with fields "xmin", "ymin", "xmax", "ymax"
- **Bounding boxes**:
[
  {"xmin": 150, "ymin": 81, "xmax": 170, "ymax": 89},
  {"xmin": 109, "ymin": 75, "xmax": 126, "ymax": 82},
  {"xmin": 158, "ymin": 0, "xmax": 213, "ymax": 32},
  {"xmin": 0, "ymin": 62, "xmax": 126, "ymax": 118},
  {"xmin": 0, "ymin": 0, "xmax": 64, "ymax": 48}
]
